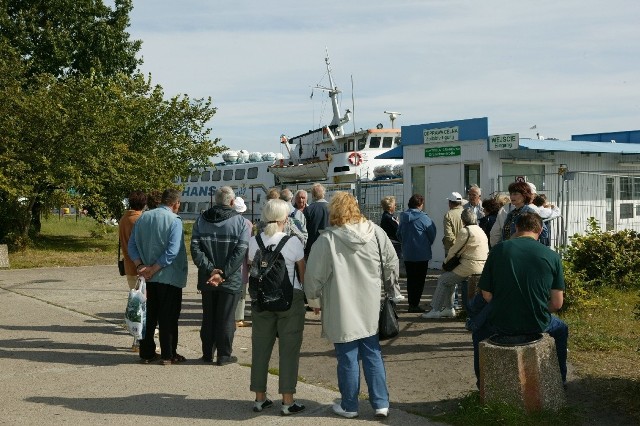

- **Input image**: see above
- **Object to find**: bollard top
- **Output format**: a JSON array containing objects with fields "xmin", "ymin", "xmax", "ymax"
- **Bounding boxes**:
[{"xmin": 488, "ymin": 333, "xmax": 543, "ymax": 346}]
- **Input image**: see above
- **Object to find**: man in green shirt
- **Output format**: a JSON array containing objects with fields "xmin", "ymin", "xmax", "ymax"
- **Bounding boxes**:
[{"xmin": 472, "ymin": 212, "xmax": 568, "ymax": 386}]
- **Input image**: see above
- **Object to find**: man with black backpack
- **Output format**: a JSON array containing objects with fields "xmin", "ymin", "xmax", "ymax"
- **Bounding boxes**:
[{"xmin": 191, "ymin": 186, "xmax": 250, "ymax": 366}]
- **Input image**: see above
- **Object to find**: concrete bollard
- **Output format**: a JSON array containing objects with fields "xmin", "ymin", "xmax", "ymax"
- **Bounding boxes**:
[
  {"xmin": 479, "ymin": 333, "xmax": 566, "ymax": 412},
  {"xmin": 0, "ymin": 244, "xmax": 9, "ymax": 268}
]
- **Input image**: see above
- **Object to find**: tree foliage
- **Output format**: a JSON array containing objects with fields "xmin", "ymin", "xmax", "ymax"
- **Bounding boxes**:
[
  {"xmin": 0, "ymin": 1, "xmax": 226, "ymax": 249},
  {"xmin": 0, "ymin": 0, "xmax": 141, "ymax": 78}
]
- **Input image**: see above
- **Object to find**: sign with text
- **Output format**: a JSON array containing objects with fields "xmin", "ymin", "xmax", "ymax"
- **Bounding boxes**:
[
  {"xmin": 425, "ymin": 146, "xmax": 461, "ymax": 158},
  {"xmin": 489, "ymin": 133, "xmax": 519, "ymax": 150},
  {"xmin": 423, "ymin": 126, "xmax": 459, "ymax": 144}
]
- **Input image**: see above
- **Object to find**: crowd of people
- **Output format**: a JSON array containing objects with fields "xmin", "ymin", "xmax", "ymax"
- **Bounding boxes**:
[
  {"xmin": 120, "ymin": 184, "xmax": 396, "ymax": 418},
  {"xmin": 119, "ymin": 180, "xmax": 567, "ymax": 418}
]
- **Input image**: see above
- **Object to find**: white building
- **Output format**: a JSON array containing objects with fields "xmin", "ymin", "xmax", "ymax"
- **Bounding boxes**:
[{"xmin": 378, "ymin": 117, "xmax": 640, "ymax": 266}]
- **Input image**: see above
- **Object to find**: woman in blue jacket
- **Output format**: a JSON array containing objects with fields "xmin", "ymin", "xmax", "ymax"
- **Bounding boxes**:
[{"xmin": 397, "ymin": 194, "xmax": 437, "ymax": 312}]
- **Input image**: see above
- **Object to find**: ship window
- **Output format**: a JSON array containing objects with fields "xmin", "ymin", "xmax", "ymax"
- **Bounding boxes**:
[
  {"xmin": 223, "ymin": 170, "xmax": 233, "ymax": 181},
  {"xmin": 395, "ymin": 136, "xmax": 401, "ymax": 145},
  {"xmin": 348, "ymin": 139, "xmax": 355, "ymax": 151},
  {"xmin": 182, "ymin": 202, "xmax": 195, "ymax": 213},
  {"xmin": 369, "ymin": 137, "xmax": 381, "ymax": 148},
  {"xmin": 200, "ymin": 171, "xmax": 211, "ymax": 182},
  {"xmin": 211, "ymin": 170, "xmax": 221, "ymax": 181},
  {"xmin": 334, "ymin": 166, "xmax": 350, "ymax": 172},
  {"xmin": 248, "ymin": 167, "xmax": 258, "ymax": 179},
  {"xmin": 343, "ymin": 142, "xmax": 348, "ymax": 151},
  {"xmin": 235, "ymin": 168, "xmax": 245, "ymax": 180},
  {"xmin": 197, "ymin": 202, "xmax": 210, "ymax": 213},
  {"xmin": 382, "ymin": 137, "xmax": 393, "ymax": 148},
  {"xmin": 190, "ymin": 173, "xmax": 200, "ymax": 182},
  {"xmin": 358, "ymin": 137, "xmax": 366, "ymax": 150}
]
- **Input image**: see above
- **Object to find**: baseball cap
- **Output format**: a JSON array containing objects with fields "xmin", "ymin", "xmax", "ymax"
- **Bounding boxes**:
[
  {"xmin": 447, "ymin": 192, "xmax": 463, "ymax": 202},
  {"xmin": 233, "ymin": 196, "xmax": 247, "ymax": 213}
]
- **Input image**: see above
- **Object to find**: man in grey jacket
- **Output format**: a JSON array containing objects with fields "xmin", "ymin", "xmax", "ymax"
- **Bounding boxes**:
[{"xmin": 191, "ymin": 186, "xmax": 250, "ymax": 365}]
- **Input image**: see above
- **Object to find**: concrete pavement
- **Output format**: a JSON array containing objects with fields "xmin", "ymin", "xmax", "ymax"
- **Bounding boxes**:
[{"xmin": 0, "ymin": 266, "xmax": 441, "ymax": 425}]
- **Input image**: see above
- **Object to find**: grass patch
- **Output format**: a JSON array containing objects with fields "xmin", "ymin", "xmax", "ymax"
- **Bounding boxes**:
[
  {"xmin": 436, "ymin": 392, "xmax": 580, "ymax": 426},
  {"xmin": 562, "ymin": 288, "xmax": 640, "ymax": 423},
  {"xmin": 8, "ymin": 215, "xmax": 195, "ymax": 269}
]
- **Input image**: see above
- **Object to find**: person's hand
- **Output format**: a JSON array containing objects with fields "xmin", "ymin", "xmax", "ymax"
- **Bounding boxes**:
[{"xmin": 207, "ymin": 269, "xmax": 225, "ymax": 286}]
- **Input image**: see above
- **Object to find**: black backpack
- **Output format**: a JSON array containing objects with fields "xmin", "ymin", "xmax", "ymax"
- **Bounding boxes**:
[{"xmin": 248, "ymin": 234, "xmax": 295, "ymax": 312}]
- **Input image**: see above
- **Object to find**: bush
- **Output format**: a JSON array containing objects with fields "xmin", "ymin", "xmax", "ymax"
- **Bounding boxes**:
[{"xmin": 563, "ymin": 218, "xmax": 640, "ymax": 306}]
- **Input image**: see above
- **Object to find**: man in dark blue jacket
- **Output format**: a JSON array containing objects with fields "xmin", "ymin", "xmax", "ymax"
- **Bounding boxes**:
[{"xmin": 191, "ymin": 186, "xmax": 250, "ymax": 365}]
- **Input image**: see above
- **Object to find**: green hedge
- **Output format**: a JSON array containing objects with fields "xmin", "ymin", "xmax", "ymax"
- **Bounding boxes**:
[{"xmin": 563, "ymin": 218, "xmax": 640, "ymax": 306}]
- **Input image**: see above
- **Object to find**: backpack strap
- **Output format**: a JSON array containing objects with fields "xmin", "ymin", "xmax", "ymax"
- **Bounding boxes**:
[{"xmin": 257, "ymin": 235, "xmax": 292, "ymax": 279}]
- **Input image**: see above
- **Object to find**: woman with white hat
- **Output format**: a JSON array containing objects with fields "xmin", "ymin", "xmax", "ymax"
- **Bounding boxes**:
[{"xmin": 233, "ymin": 196, "xmax": 253, "ymax": 327}]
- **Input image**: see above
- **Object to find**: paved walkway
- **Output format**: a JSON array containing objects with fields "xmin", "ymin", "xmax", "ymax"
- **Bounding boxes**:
[{"xmin": 0, "ymin": 266, "xmax": 447, "ymax": 425}]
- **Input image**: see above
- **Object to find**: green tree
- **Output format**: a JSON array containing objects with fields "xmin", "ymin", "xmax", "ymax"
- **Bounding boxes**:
[
  {"xmin": 0, "ymin": 2, "xmax": 226, "ymax": 248},
  {"xmin": 0, "ymin": 0, "xmax": 141, "ymax": 78}
]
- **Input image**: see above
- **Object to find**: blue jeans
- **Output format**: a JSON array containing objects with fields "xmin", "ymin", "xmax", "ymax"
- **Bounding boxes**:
[
  {"xmin": 334, "ymin": 334, "xmax": 389, "ymax": 412},
  {"xmin": 472, "ymin": 315, "xmax": 569, "ymax": 387}
]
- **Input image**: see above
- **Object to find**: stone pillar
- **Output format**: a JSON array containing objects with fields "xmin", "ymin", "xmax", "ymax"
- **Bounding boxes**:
[
  {"xmin": 479, "ymin": 333, "xmax": 566, "ymax": 412},
  {"xmin": 0, "ymin": 244, "xmax": 9, "ymax": 268}
]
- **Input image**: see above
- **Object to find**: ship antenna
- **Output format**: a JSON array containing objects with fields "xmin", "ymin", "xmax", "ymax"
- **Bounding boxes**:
[
  {"xmin": 383, "ymin": 111, "xmax": 402, "ymax": 129},
  {"xmin": 351, "ymin": 75, "xmax": 356, "ymax": 136}
]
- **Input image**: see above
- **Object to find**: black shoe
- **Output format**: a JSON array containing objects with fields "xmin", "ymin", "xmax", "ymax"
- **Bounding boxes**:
[
  {"xmin": 407, "ymin": 305, "xmax": 425, "ymax": 313},
  {"xmin": 200, "ymin": 355, "xmax": 213, "ymax": 363},
  {"xmin": 281, "ymin": 401, "xmax": 306, "ymax": 416},
  {"xmin": 253, "ymin": 398, "xmax": 273, "ymax": 412},
  {"xmin": 216, "ymin": 355, "xmax": 238, "ymax": 366}
]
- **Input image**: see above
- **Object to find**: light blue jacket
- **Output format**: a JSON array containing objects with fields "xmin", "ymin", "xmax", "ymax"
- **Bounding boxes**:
[{"xmin": 129, "ymin": 206, "xmax": 188, "ymax": 288}]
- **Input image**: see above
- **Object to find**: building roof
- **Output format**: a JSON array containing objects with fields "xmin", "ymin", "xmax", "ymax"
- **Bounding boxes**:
[{"xmin": 519, "ymin": 138, "xmax": 640, "ymax": 154}]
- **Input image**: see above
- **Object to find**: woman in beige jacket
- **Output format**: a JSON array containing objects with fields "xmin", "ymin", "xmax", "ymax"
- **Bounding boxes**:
[
  {"xmin": 304, "ymin": 192, "xmax": 398, "ymax": 419},
  {"xmin": 423, "ymin": 209, "xmax": 488, "ymax": 319}
]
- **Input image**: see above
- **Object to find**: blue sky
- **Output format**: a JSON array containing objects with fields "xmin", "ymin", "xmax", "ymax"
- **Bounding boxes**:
[{"xmin": 127, "ymin": 0, "xmax": 640, "ymax": 154}]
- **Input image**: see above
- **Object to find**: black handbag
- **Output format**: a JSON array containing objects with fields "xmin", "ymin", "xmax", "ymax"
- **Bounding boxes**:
[
  {"xmin": 118, "ymin": 241, "xmax": 126, "ymax": 276},
  {"xmin": 379, "ymin": 296, "xmax": 399, "ymax": 340},
  {"xmin": 376, "ymin": 234, "xmax": 399, "ymax": 340},
  {"xmin": 442, "ymin": 228, "xmax": 470, "ymax": 272}
]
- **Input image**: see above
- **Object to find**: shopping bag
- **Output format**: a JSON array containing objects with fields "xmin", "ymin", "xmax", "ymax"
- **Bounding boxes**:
[
  {"xmin": 379, "ymin": 296, "xmax": 399, "ymax": 341},
  {"xmin": 124, "ymin": 277, "xmax": 147, "ymax": 340}
]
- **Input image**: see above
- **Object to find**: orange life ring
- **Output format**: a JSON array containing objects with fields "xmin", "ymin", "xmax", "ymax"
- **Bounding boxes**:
[{"xmin": 348, "ymin": 152, "xmax": 363, "ymax": 166}]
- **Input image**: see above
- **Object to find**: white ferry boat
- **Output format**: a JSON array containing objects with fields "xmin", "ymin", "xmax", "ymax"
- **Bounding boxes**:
[{"xmin": 177, "ymin": 54, "xmax": 403, "ymax": 221}]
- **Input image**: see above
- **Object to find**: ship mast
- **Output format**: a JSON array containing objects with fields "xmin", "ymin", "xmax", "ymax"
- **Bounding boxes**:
[{"xmin": 314, "ymin": 51, "xmax": 350, "ymax": 136}]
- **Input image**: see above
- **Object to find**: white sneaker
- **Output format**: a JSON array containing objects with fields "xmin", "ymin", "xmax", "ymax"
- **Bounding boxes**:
[
  {"xmin": 440, "ymin": 308, "xmax": 456, "ymax": 318},
  {"xmin": 421, "ymin": 309, "xmax": 441, "ymax": 319},
  {"xmin": 375, "ymin": 407, "xmax": 389, "ymax": 418},
  {"xmin": 392, "ymin": 295, "xmax": 405, "ymax": 303},
  {"xmin": 332, "ymin": 403, "xmax": 358, "ymax": 418}
]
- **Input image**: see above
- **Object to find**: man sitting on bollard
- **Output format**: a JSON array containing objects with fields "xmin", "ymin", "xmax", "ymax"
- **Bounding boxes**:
[{"xmin": 472, "ymin": 212, "xmax": 568, "ymax": 387}]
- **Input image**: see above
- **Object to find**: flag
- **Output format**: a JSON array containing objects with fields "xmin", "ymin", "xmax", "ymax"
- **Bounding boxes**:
[{"xmin": 529, "ymin": 125, "xmax": 537, "ymax": 130}]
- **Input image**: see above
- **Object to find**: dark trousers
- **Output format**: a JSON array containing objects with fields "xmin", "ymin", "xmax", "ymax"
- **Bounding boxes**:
[
  {"xmin": 201, "ymin": 290, "xmax": 240, "ymax": 361},
  {"xmin": 404, "ymin": 260, "xmax": 429, "ymax": 307},
  {"xmin": 139, "ymin": 281, "xmax": 183, "ymax": 361}
]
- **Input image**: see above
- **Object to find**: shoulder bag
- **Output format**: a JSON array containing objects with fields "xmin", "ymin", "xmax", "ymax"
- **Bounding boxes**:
[
  {"xmin": 376, "ymin": 234, "xmax": 399, "ymax": 340},
  {"xmin": 442, "ymin": 227, "xmax": 470, "ymax": 272}
]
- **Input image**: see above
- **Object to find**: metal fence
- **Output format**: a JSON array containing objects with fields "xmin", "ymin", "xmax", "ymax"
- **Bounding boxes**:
[
  {"xmin": 498, "ymin": 169, "xmax": 640, "ymax": 249},
  {"xmin": 288, "ymin": 179, "xmax": 405, "ymax": 224}
]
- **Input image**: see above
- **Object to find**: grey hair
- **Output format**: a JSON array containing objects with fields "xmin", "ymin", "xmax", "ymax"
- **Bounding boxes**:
[
  {"xmin": 469, "ymin": 184, "xmax": 482, "ymax": 195},
  {"xmin": 161, "ymin": 189, "xmax": 181, "ymax": 206},
  {"xmin": 461, "ymin": 208, "xmax": 478, "ymax": 226},
  {"xmin": 311, "ymin": 183, "xmax": 325, "ymax": 201},
  {"xmin": 280, "ymin": 188, "xmax": 293, "ymax": 202},
  {"xmin": 261, "ymin": 199, "xmax": 290, "ymax": 236},
  {"xmin": 215, "ymin": 186, "xmax": 235, "ymax": 206},
  {"xmin": 294, "ymin": 189, "xmax": 307, "ymax": 198}
]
